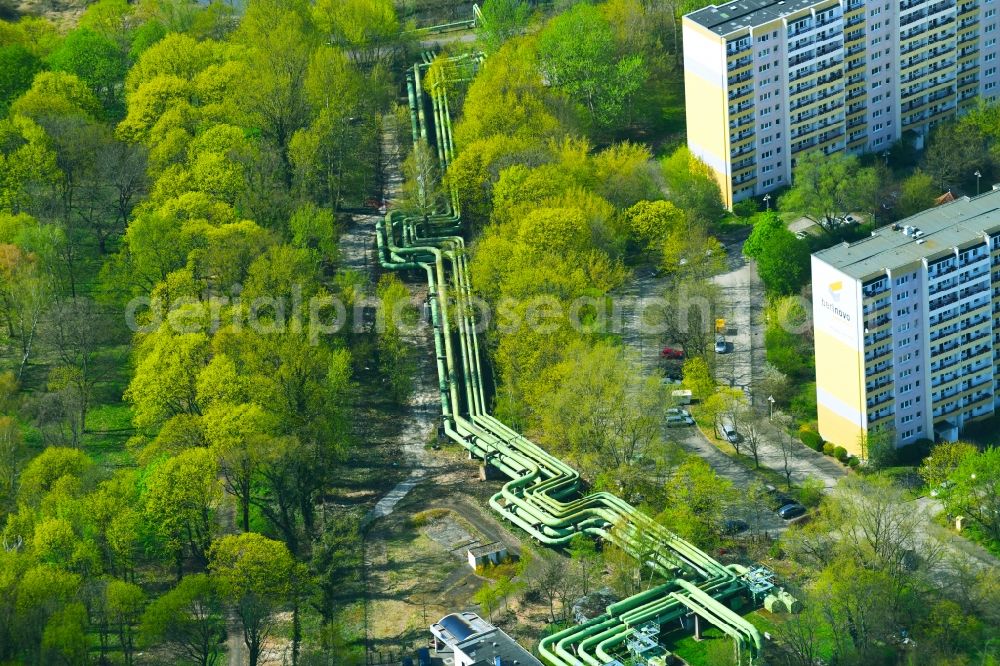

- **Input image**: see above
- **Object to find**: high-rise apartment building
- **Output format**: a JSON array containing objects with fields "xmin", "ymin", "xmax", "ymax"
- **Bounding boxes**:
[
  {"xmin": 811, "ymin": 190, "xmax": 1000, "ymax": 455},
  {"xmin": 683, "ymin": 0, "xmax": 1000, "ymax": 208}
]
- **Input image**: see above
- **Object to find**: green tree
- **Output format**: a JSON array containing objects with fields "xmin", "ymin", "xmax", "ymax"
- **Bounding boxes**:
[
  {"xmin": 568, "ymin": 534, "xmax": 600, "ymax": 596},
  {"xmin": 897, "ymin": 169, "xmax": 938, "ymax": 219},
  {"xmin": 742, "ymin": 211, "xmax": 785, "ymax": 259},
  {"xmin": 945, "ymin": 446, "xmax": 1000, "ymax": 541},
  {"xmin": 140, "ymin": 573, "xmax": 225, "ymax": 666},
  {"xmin": 682, "ymin": 356, "xmax": 715, "ymax": 401},
  {"xmin": 106, "ymin": 580, "xmax": 144, "ymax": 666},
  {"xmin": 143, "ymin": 447, "xmax": 221, "ymax": 578},
  {"xmin": 619, "ymin": 199, "xmax": 685, "ymax": 259},
  {"xmin": 42, "ymin": 601, "xmax": 89, "ymax": 666},
  {"xmin": 756, "ymin": 230, "xmax": 810, "ymax": 296},
  {"xmin": 919, "ymin": 441, "xmax": 978, "ymax": 490},
  {"xmin": 0, "ymin": 45, "xmax": 43, "ymax": 114},
  {"xmin": 312, "ymin": 0, "xmax": 404, "ymax": 70},
  {"xmin": 209, "ymin": 533, "xmax": 297, "ymax": 666},
  {"xmin": 46, "ymin": 28, "xmax": 128, "ymax": 115},
  {"xmin": 476, "ymin": 0, "xmax": 531, "ymax": 54},
  {"xmin": 17, "ymin": 446, "xmax": 93, "ymax": 508},
  {"xmin": 660, "ymin": 146, "xmax": 725, "ymax": 224},
  {"xmin": 923, "ymin": 118, "xmax": 990, "ymax": 190},
  {"xmin": 536, "ymin": 3, "xmax": 646, "ymax": 127},
  {"xmin": 14, "ymin": 565, "xmax": 82, "ymax": 665},
  {"xmin": 659, "ymin": 456, "xmax": 734, "ymax": 549},
  {"xmin": 780, "ymin": 151, "xmax": 879, "ymax": 230},
  {"xmin": 534, "ymin": 341, "xmax": 664, "ymax": 497}
]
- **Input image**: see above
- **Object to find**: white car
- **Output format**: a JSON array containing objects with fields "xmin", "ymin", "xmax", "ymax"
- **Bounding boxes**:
[{"xmin": 666, "ymin": 408, "xmax": 691, "ymax": 418}]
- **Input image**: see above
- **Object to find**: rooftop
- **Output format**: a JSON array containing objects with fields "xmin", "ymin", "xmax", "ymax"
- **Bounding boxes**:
[
  {"xmin": 685, "ymin": 0, "xmax": 823, "ymax": 36},
  {"xmin": 431, "ymin": 612, "xmax": 542, "ymax": 666},
  {"xmin": 813, "ymin": 190, "xmax": 1000, "ymax": 280}
]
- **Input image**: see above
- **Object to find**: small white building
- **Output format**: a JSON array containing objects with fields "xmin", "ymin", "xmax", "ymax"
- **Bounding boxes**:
[{"xmin": 467, "ymin": 542, "xmax": 508, "ymax": 570}]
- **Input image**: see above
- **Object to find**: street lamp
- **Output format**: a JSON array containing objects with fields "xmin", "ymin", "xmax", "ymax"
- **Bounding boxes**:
[
  {"xmin": 975, "ymin": 170, "xmax": 982, "ymax": 196},
  {"xmin": 882, "ymin": 150, "xmax": 890, "ymax": 167},
  {"xmin": 767, "ymin": 395, "xmax": 775, "ymax": 421},
  {"xmin": 763, "ymin": 193, "xmax": 772, "ymax": 211}
]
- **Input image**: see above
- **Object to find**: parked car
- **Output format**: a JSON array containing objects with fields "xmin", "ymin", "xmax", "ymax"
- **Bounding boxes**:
[
  {"xmin": 667, "ymin": 415, "xmax": 695, "ymax": 427},
  {"xmin": 722, "ymin": 519, "xmax": 749, "ymax": 535},
  {"xmin": 666, "ymin": 407, "xmax": 691, "ymax": 418},
  {"xmin": 778, "ymin": 503, "xmax": 807, "ymax": 520},
  {"xmin": 661, "ymin": 346, "xmax": 684, "ymax": 359},
  {"xmin": 722, "ymin": 424, "xmax": 740, "ymax": 443},
  {"xmin": 714, "ymin": 335, "xmax": 728, "ymax": 353}
]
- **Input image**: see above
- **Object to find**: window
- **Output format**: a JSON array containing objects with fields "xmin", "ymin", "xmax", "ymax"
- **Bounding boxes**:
[
  {"xmin": 761, "ymin": 106, "xmax": 772, "ymax": 115},
  {"xmin": 873, "ymin": 80, "xmax": 882, "ymax": 88},
  {"xmin": 897, "ymin": 322, "xmax": 910, "ymax": 333},
  {"xmin": 895, "ymin": 275, "xmax": 909, "ymax": 285},
  {"xmin": 900, "ymin": 368, "xmax": 913, "ymax": 378},
  {"xmin": 987, "ymin": 38, "xmax": 997, "ymax": 47},
  {"xmin": 987, "ymin": 8, "xmax": 996, "ymax": 16},
  {"xmin": 988, "ymin": 67, "xmax": 998, "ymax": 76},
  {"xmin": 758, "ymin": 63, "xmax": 771, "ymax": 72},
  {"xmin": 870, "ymin": 6, "xmax": 881, "ymax": 15},
  {"xmin": 762, "ymin": 164, "xmax": 774, "ymax": 173},
  {"xmin": 761, "ymin": 120, "xmax": 773, "ymax": 130},
  {"xmin": 988, "ymin": 81, "xmax": 998, "ymax": 90},
  {"xmin": 873, "ymin": 94, "xmax": 882, "ymax": 102},
  {"xmin": 897, "ymin": 336, "xmax": 912, "ymax": 348},
  {"xmin": 901, "ymin": 383, "xmax": 913, "ymax": 393},
  {"xmin": 873, "ymin": 109, "xmax": 882, "ymax": 117},
  {"xmin": 987, "ymin": 23, "xmax": 997, "ymax": 32},
  {"xmin": 762, "ymin": 177, "xmax": 775, "ymax": 187},
  {"xmin": 759, "ymin": 91, "xmax": 772, "ymax": 101},
  {"xmin": 761, "ymin": 135, "xmax": 773, "ymax": 145},
  {"xmin": 761, "ymin": 149, "xmax": 774, "ymax": 158},
  {"xmin": 760, "ymin": 47, "xmax": 771, "ymax": 56},
  {"xmin": 901, "ymin": 414, "xmax": 914, "ymax": 424},
  {"xmin": 759, "ymin": 34, "xmax": 769, "ymax": 42},
  {"xmin": 874, "ymin": 122, "xmax": 884, "ymax": 130},
  {"xmin": 986, "ymin": 53, "xmax": 997, "ymax": 62}
]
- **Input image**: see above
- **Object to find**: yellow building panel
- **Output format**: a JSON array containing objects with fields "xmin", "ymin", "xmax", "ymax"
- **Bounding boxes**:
[
  {"xmin": 684, "ymin": 61, "xmax": 732, "ymax": 208},
  {"xmin": 818, "ymin": 405, "xmax": 865, "ymax": 457}
]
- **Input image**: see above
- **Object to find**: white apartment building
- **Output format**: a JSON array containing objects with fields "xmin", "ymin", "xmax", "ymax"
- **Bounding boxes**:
[
  {"xmin": 812, "ymin": 189, "xmax": 1000, "ymax": 455},
  {"xmin": 683, "ymin": 0, "xmax": 1000, "ymax": 207}
]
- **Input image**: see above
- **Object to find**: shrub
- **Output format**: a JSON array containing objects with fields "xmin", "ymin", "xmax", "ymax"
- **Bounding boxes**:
[
  {"xmin": 847, "ymin": 456, "xmax": 861, "ymax": 468},
  {"xmin": 797, "ymin": 478, "xmax": 824, "ymax": 508},
  {"xmin": 822, "ymin": 442, "xmax": 836, "ymax": 457},
  {"xmin": 833, "ymin": 446, "xmax": 848, "ymax": 462},
  {"xmin": 800, "ymin": 430, "xmax": 823, "ymax": 452},
  {"xmin": 732, "ymin": 199, "xmax": 758, "ymax": 218}
]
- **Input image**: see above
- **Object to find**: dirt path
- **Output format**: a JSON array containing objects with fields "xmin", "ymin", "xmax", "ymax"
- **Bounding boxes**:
[{"xmin": 359, "ymin": 121, "xmax": 444, "ymax": 528}]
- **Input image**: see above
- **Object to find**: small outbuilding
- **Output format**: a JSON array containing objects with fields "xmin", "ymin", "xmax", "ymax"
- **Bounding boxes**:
[{"xmin": 467, "ymin": 542, "xmax": 508, "ymax": 570}]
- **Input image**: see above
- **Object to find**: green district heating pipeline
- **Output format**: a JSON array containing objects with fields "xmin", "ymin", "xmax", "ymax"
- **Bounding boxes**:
[{"xmin": 377, "ymin": 54, "xmax": 764, "ymax": 666}]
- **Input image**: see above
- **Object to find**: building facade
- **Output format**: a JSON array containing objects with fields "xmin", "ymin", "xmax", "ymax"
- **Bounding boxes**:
[
  {"xmin": 812, "ymin": 190, "xmax": 1000, "ymax": 456},
  {"xmin": 683, "ymin": 0, "xmax": 1000, "ymax": 208}
]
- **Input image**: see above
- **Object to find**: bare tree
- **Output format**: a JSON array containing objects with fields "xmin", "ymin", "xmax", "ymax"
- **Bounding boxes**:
[
  {"xmin": 534, "ymin": 555, "xmax": 568, "ymax": 623},
  {"xmin": 773, "ymin": 411, "xmax": 796, "ymax": 489},
  {"xmin": 738, "ymin": 406, "xmax": 766, "ymax": 469},
  {"xmin": 42, "ymin": 297, "xmax": 118, "ymax": 435}
]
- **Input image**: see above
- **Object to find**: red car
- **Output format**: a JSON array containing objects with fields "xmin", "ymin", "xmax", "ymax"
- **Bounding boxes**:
[{"xmin": 661, "ymin": 347, "xmax": 684, "ymax": 359}]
